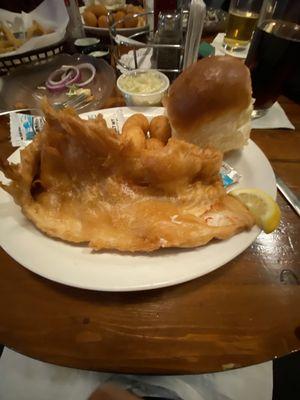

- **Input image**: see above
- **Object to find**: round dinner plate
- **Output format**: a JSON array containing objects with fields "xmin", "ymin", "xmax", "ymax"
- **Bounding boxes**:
[{"xmin": 0, "ymin": 107, "xmax": 276, "ymax": 292}]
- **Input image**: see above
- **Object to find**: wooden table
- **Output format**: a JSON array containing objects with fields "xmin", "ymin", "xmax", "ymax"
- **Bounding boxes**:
[{"xmin": 0, "ymin": 96, "xmax": 299, "ymax": 374}]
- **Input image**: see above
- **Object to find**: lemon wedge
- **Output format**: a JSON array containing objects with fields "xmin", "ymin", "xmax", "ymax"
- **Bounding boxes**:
[{"xmin": 229, "ymin": 188, "xmax": 281, "ymax": 233}]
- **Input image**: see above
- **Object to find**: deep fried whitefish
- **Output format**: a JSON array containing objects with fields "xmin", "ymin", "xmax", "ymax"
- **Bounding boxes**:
[{"xmin": 0, "ymin": 101, "xmax": 254, "ymax": 252}]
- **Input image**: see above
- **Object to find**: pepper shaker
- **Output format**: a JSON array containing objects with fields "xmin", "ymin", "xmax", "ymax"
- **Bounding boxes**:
[{"xmin": 152, "ymin": 10, "xmax": 182, "ymax": 81}]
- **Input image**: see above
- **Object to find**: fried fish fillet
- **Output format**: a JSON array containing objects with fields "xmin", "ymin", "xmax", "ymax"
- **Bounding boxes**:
[{"xmin": 0, "ymin": 101, "xmax": 254, "ymax": 252}]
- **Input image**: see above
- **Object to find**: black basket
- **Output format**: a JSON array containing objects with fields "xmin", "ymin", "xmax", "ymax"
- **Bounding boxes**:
[{"xmin": 0, "ymin": 39, "xmax": 66, "ymax": 76}]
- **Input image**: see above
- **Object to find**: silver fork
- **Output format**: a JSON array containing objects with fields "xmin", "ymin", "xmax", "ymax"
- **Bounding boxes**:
[
  {"xmin": 52, "ymin": 93, "xmax": 92, "ymax": 111},
  {"xmin": 0, "ymin": 93, "xmax": 93, "ymax": 117}
]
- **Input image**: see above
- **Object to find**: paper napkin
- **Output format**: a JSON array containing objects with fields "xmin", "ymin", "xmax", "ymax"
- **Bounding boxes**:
[
  {"xmin": 251, "ymin": 102, "xmax": 295, "ymax": 130},
  {"xmin": 211, "ymin": 33, "xmax": 249, "ymax": 59},
  {"xmin": 183, "ymin": 0, "xmax": 206, "ymax": 69}
]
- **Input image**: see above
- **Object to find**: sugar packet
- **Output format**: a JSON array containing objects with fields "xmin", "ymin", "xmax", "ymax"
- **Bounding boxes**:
[
  {"xmin": 10, "ymin": 113, "xmax": 44, "ymax": 147},
  {"xmin": 85, "ymin": 108, "xmax": 125, "ymax": 133},
  {"xmin": 221, "ymin": 162, "xmax": 241, "ymax": 188}
]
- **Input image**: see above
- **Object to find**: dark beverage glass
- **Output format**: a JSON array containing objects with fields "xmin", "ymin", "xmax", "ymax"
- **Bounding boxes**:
[{"xmin": 245, "ymin": 0, "xmax": 300, "ymax": 118}]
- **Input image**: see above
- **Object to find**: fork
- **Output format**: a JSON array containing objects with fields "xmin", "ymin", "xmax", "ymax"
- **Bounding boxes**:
[
  {"xmin": 52, "ymin": 93, "xmax": 93, "ymax": 111},
  {"xmin": 0, "ymin": 93, "xmax": 93, "ymax": 117}
]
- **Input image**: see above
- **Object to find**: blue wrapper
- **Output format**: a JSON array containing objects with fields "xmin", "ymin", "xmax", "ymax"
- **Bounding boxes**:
[
  {"xmin": 220, "ymin": 162, "xmax": 241, "ymax": 188},
  {"xmin": 10, "ymin": 113, "xmax": 44, "ymax": 147}
]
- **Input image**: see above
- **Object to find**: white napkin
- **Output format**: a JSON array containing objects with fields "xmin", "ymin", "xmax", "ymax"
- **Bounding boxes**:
[
  {"xmin": 212, "ymin": 33, "xmax": 249, "ymax": 59},
  {"xmin": 117, "ymin": 47, "xmax": 153, "ymax": 73},
  {"xmin": 0, "ymin": 347, "xmax": 273, "ymax": 400},
  {"xmin": 183, "ymin": 0, "xmax": 206, "ymax": 69},
  {"xmin": 251, "ymin": 102, "xmax": 295, "ymax": 130},
  {"xmin": 0, "ymin": 0, "xmax": 69, "ymax": 58}
]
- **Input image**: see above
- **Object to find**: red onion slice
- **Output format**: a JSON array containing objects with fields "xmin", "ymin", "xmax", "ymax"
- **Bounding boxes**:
[
  {"xmin": 61, "ymin": 68, "xmax": 75, "ymax": 80},
  {"xmin": 46, "ymin": 65, "xmax": 81, "ymax": 92},
  {"xmin": 76, "ymin": 63, "xmax": 96, "ymax": 87},
  {"xmin": 45, "ymin": 63, "xmax": 95, "ymax": 92},
  {"xmin": 47, "ymin": 66, "xmax": 77, "ymax": 86}
]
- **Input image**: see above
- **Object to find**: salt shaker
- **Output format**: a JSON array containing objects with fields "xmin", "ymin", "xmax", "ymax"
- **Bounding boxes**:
[{"xmin": 152, "ymin": 11, "xmax": 182, "ymax": 81}]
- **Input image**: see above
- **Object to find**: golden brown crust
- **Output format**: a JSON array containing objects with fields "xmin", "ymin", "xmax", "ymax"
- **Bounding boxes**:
[
  {"xmin": 0, "ymin": 101, "xmax": 255, "ymax": 252},
  {"xmin": 165, "ymin": 56, "xmax": 252, "ymax": 136},
  {"xmin": 149, "ymin": 116, "xmax": 171, "ymax": 144},
  {"xmin": 83, "ymin": 11, "xmax": 98, "ymax": 27}
]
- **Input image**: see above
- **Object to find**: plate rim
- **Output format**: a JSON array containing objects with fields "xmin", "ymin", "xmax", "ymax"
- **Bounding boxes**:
[{"xmin": 0, "ymin": 107, "xmax": 276, "ymax": 292}]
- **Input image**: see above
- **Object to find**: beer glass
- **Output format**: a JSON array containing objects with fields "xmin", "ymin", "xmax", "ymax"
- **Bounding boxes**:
[
  {"xmin": 223, "ymin": 0, "xmax": 263, "ymax": 51},
  {"xmin": 245, "ymin": 0, "xmax": 300, "ymax": 118}
]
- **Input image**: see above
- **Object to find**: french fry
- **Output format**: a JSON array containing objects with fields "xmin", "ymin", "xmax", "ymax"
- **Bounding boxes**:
[
  {"xmin": 26, "ymin": 20, "xmax": 48, "ymax": 39},
  {"xmin": 0, "ymin": 22, "xmax": 23, "ymax": 48},
  {"xmin": 0, "ymin": 19, "xmax": 53, "ymax": 55}
]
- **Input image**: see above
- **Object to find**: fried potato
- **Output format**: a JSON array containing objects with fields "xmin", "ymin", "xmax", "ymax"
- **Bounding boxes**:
[
  {"xmin": 146, "ymin": 137, "xmax": 164, "ymax": 150},
  {"xmin": 83, "ymin": 3, "xmax": 145, "ymax": 30},
  {"xmin": 98, "ymin": 15, "xmax": 109, "ymax": 28},
  {"xmin": 0, "ymin": 23, "xmax": 23, "ymax": 50},
  {"xmin": 124, "ymin": 13, "xmax": 138, "ymax": 28},
  {"xmin": 121, "ymin": 126, "xmax": 146, "ymax": 153},
  {"xmin": 125, "ymin": 4, "xmax": 135, "ymax": 13},
  {"xmin": 83, "ymin": 10, "xmax": 98, "ymax": 27},
  {"xmin": 87, "ymin": 4, "xmax": 108, "ymax": 17},
  {"xmin": 0, "ymin": 43, "xmax": 15, "ymax": 54},
  {"xmin": 149, "ymin": 116, "xmax": 172, "ymax": 144},
  {"xmin": 113, "ymin": 11, "xmax": 126, "ymax": 29},
  {"xmin": 122, "ymin": 113, "xmax": 149, "ymax": 135},
  {"xmin": 0, "ymin": 19, "xmax": 53, "ymax": 55},
  {"xmin": 26, "ymin": 20, "xmax": 49, "ymax": 39},
  {"xmin": 137, "ymin": 15, "xmax": 146, "ymax": 27},
  {"xmin": 132, "ymin": 6, "xmax": 144, "ymax": 14}
]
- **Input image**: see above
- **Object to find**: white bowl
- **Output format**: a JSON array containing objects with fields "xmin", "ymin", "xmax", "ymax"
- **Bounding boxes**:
[{"xmin": 117, "ymin": 69, "xmax": 170, "ymax": 107}]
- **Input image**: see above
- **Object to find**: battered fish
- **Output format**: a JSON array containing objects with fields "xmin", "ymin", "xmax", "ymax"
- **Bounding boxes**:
[{"xmin": 0, "ymin": 101, "xmax": 254, "ymax": 252}]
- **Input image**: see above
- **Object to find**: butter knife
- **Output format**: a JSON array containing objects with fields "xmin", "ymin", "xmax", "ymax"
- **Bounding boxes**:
[{"xmin": 276, "ymin": 175, "xmax": 300, "ymax": 217}]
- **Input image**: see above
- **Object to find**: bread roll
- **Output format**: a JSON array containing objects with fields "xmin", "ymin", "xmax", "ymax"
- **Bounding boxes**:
[{"xmin": 164, "ymin": 56, "xmax": 253, "ymax": 153}]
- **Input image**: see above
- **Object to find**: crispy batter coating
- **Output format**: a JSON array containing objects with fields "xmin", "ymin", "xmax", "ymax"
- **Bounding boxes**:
[
  {"xmin": 86, "ymin": 4, "xmax": 108, "ymax": 17},
  {"xmin": 0, "ymin": 101, "xmax": 254, "ymax": 252},
  {"xmin": 122, "ymin": 113, "xmax": 149, "ymax": 135},
  {"xmin": 98, "ymin": 15, "xmax": 109, "ymax": 28},
  {"xmin": 149, "ymin": 115, "xmax": 171, "ymax": 144},
  {"xmin": 83, "ymin": 11, "xmax": 98, "ymax": 27}
]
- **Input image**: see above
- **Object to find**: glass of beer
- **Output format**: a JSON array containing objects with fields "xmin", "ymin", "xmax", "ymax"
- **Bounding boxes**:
[
  {"xmin": 245, "ymin": 0, "xmax": 300, "ymax": 118},
  {"xmin": 223, "ymin": 0, "xmax": 263, "ymax": 51}
]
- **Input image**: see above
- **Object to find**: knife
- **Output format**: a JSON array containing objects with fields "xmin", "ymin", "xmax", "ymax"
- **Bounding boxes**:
[{"xmin": 276, "ymin": 175, "xmax": 300, "ymax": 217}]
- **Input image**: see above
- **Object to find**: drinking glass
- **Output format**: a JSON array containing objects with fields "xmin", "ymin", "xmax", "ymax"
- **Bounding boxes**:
[
  {"xmin": 223, "ymin": 0, "xmax": 263, "ymax": 51},
  {"xmin": 245, "ymin": 0, "xmax": 300, "ymax": 118}
]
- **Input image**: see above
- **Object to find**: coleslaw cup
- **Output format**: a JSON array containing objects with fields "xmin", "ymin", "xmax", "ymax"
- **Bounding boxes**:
[{"xmin": 117, "ymin": 69, "xmax": 170, "ymax": 106}]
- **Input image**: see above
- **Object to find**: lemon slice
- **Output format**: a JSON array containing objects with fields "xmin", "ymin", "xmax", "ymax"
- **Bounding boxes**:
[{"xmin": 229, "ymin": 188, "xmax": 281, "ymax": 233}]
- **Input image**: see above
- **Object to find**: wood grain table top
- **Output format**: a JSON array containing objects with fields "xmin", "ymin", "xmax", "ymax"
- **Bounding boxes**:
[{"xmin": 0, "ymin": 95, "xmax": 299, "ymax": 374}]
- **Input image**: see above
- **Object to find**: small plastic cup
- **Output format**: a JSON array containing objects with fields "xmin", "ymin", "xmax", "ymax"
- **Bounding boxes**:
[
  {"xmin": 74, "ymin": 38, "xmax": 101, "ymax": 54},
  {"xmin": 117, "ymin": 69, "xmax": 170, "ymax": 107}
]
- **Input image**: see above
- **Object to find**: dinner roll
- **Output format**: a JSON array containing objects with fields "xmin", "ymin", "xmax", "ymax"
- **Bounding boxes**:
[{"xmin": 164, "ymin": 56, "xmax": 253, "ymax": 153}]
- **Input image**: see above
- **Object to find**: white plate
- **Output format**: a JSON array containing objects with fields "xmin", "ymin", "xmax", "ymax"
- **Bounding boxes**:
[{"xmin": 0, "ymin": 107, "xmax": 276, "ymax": 292}]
